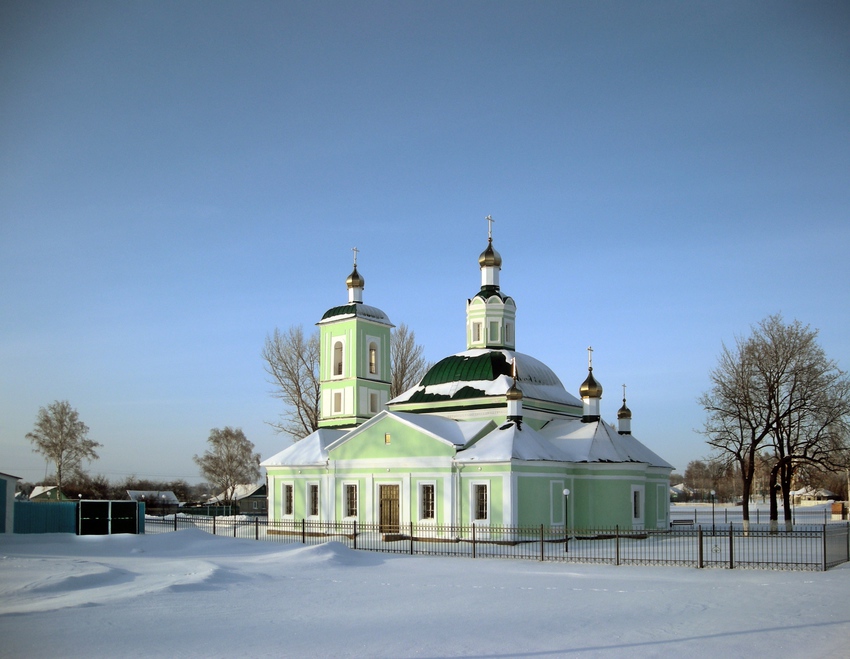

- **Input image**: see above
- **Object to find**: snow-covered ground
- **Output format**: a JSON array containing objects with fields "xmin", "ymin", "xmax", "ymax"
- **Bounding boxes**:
[{"xmin": 1, "ymin": 530, "xmax": 848, "ymax": 658}]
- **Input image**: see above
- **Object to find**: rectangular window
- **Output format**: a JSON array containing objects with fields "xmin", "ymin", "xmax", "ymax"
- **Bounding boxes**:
[
  {"xmin": 345, "ymin": 484, "xmax": 357, "ymax": 518},
  {"xmin": 505, "ymin": 323, "xmax": 513, "ymax": 344},
  {"xmin": 384, "ymin": 433, "xmax": 391, "ymax": 444},
  {"xmin": 489, "ymin": 321, "xmax": 499, "ymax": 342},
  {"xmin": 283, "ymin": 484, "xmax": 293, "ymax": 516},
  {"xmin": 421, "ymin": 484, "xmax": 435, "ymax": 520},
  {"xmin": 369, "ymin": 392, "xmax": 379, "ymax": 414},
  {"xmin": 369, "ymin": 345, "xmax": 377, "ymax": 374},
  {"xmin": 633, "ymin": 490, "xmax": 641, "ymax": 519},
  {"xmin": 252, "ymin": 500, "xmax": 258, "ymax": 510},
  {"xmin": 333, "ymin": 391, "xmax": 342, "ymax": 414},
  {"xmin": 474, "ymin": 484, "xmax": 488, "ymax": 521},
  {"xmin": 473, "ymin": 322, "xmax": 481, "ymax": 342},
  {"xmin": 309, "ymin": 484, "xmax": 319, "ymax": 517}
]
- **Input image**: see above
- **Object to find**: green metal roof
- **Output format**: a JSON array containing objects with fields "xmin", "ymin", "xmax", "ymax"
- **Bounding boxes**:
[
  {"xmin": 420, "ymin": 351, "xmax": 512, "ymax": 387},
  {"xmin": 320, "ymin": 303, "xmax": 392, "ymax": 324},
  {"xmin": 472, "ymin": 285, "xmax": 510, "ymax": 302}
]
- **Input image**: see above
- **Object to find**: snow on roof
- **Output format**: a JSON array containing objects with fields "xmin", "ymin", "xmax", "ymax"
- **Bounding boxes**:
[
  {"xmin": 127, "ymin": 490, "xmax": 180, "ymax": 504},
  {"xmin": 29, "ymin": 485, "xmax": 62, "ymax": 500},
  {"xmin": 390, "ymin": 349, "xmax": 581, "ymax": 407},
  {"xmin": 318, "ymin": 303, "xmax": 392, "ymax": 325},
  {"xmin": 541, "ymin": 419, "xmax": 674, "ymax": 468},
  {"xmin": 260, "ymin": 429, "xmax": 347, "ymax": 466},
  {"xmin": 456, "ymin": 421, "xmax": 569, "ymax": 462},
  {"xmin": 205, "ymin": 483, "xmax": 265, "ymax": 504},
  {"xmin": 389, "ymin": 412, "xmax": 493, "ymax": 448}
]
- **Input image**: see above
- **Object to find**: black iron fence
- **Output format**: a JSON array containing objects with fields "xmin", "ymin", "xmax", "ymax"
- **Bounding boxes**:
[
  {"xmin": 142, "ymin": 515, "xmax": 850, "ymax": 571},
  {"xmin": 670, "ymin": 506, "xmax": 846, "ymax": 526}
]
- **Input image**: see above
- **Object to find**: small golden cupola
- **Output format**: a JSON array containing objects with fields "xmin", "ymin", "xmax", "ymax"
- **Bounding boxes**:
[
  {"xmin": 580, "ymin": 346, "xmax": 603, "ymax": 422},
  {"xmin": 478, "ymin": 215, "xmax": 502, "ymax": 289},
  {"xmin": 506, "ymin": 359, "xmax": 523, "ymax": 428},
  {"xmin": 346, "ymin": 247, "xmax": 365, "ymax": 303},
  {"xmin": 617, "ymin": 384, "xmax": 632, "ymax": 435}
]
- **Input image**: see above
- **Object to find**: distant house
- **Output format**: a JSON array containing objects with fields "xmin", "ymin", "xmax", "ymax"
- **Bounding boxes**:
[
  {"xmin": 791, "ymin": 486, "xmax": 836, "ymax": 504},
  {"xmin": 127, "ymin": 490, "xmax": 180, "ymax": 512},
  {"xmin": 1, "ymin": 472, "xmax": 21, "ymax": 533},
  {"xmin": 670, "ymin": 483, "xmax": 694, "ymax": 502},
  {"xmin": 206, "ymin": 484, "xmax": 268, "ymax": 515},
  {"xmin": 29, "ymin": 485, "xmax": 69, "ymax": 502}
]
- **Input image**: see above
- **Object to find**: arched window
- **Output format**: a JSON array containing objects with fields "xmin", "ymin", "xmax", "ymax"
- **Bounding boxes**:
[
  {"xmin": 369, "ymin": 342, "xmax": 378, "ymax": 375},
  {"xmin": 333, "ymin": 341, "xmax": 344, "ymax": 376}
]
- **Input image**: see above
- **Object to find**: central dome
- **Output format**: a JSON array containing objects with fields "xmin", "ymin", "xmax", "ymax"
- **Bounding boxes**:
[{"xmin": 390, "ymin": 349, "xmax": 581, "ymax": 408}]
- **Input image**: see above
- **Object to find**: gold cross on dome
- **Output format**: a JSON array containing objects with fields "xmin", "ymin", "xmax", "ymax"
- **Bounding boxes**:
[
  {"xmin": 587, "ymin": 346, "xmax": 593, "ymax": 369},
  {"xmin": 352, "ymin": 246, "xmax": 359, "ymax": 266},
  {"xmin": 486, "ymin": 215, "xmax": 494, "ymax": 240}
]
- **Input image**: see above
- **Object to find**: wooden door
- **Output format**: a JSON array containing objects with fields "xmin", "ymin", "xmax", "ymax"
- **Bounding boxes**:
[{"xmin": 379, "ymin": 484, "xmax": 400, "ymax": 534}]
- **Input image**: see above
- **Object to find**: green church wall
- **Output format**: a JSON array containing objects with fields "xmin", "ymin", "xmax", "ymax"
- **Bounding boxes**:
[{"xmin": 329, "ymin": 417, "xmax": 456, "ymax": 461}]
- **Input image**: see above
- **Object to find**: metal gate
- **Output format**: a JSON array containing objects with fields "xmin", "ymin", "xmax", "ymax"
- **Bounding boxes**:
[{"xmin": 79, "ymin": 500, "xmax": 140, "ymax": 535}]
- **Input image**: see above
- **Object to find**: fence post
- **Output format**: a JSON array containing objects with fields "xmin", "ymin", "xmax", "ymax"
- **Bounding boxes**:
[
  {"xmin": 174, "ymin": 513, "xmax": 177, "ymax": 532},
  {"xmin": 615, "ymin": 526, "xmax": 620, "ymax": 566},
  {"xmin": 472, "ymin": 523, "xmax": 476, "ymax": 559},
  {"xmin": 410, "ymin": 522, "xmax": 414, "ymax": 555},
  {"xmin": 233, "ymin": 518, "xmax": 237, "ymax": 538},
  {"xmin": 353, "ymin": 520, "xmax": 357, "ymax": 550},
  {"xmin": 698, "ymin": 526, "xmax": 703, "ymax": 569},
  {"xmin": 301, "ymin": 518, "xmax": 305, "ymax": 544},
  {"xmin": 213, "ymin": 515, "xmax": 216, "ymax": 535},
  {"xmin": 540, "ymin": 524, "xmax": 544, "ymax": 562},
  {"xmin": 725, "ymin": 509, "xmax": 728, "ymax": 524},
  {"xmin": 729, "ymin": 524, "xmax": 734, "ymax": 569},
  {"xmin": 255, "ymin": 517, "xmax": 259, "ymax": 541},
  {"xmin": 822, "ymin": 523, "xmax": 827, "ymax": 572}
]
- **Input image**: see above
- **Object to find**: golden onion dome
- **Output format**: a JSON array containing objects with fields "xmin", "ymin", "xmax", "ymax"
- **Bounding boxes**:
[
  {"xmin": 478, "ymin": 239, "xmax": 502, "ymax": 268},
  {"xmin": 506, "ymin": 381, "xmax": 523, "ymax": 401},
  {"xmin": 617, "ymin": 400, "xmax": 632, "ymax": 419},
  {"xmin": 346, "ymin": 265, "xmax": 365, "ymax": 289},
  {"xmin": 579, "ymin": 368, "xmax": 603, "ymax": 399}
]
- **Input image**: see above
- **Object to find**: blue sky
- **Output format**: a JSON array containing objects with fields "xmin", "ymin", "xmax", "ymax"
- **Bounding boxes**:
[{"xmin": 2, "ymin": 1, "xmax": 848, "ymax": 484}]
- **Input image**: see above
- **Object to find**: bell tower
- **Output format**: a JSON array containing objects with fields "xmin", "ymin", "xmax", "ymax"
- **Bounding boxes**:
[
  {"xmin": 317, "ymin": 249, "xmax": 393, "ymax": 429},
  {"xmin": 466, "ymin": 216, "xmax": 517, "ymax": 350}
]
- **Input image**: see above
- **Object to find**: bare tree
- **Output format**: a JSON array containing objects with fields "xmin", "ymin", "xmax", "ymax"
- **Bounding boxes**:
[
  {"xmin": 263, "ymin": 322, "xmax": 430, "ymax": 440},
  {"xmin": 26, "ymin": 400, "xmax": 101, "ymax": 490},
  {"xmin": 262, "ymin": 326, "xmax": 321, "ymax": 440},
  {"xmin": 193, "ymin": 427, "xmax": 261, "ymax": 506},
  {"xmin": 391, "ymin": 322, "xmax": 430, "ymax": 398},
  {"xmin": 700, "ymin": 315, "xmax": 850, "ymax": 531}
]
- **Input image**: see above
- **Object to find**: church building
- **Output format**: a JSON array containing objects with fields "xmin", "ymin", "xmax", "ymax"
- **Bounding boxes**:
[{"xmin": 262, "ymin": 223, "xmax": 673, "ymax": 532}]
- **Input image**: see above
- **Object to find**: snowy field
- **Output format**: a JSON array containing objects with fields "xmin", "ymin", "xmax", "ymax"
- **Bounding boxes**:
[{"xmin": 1, "ymin": 530, "xmax": 849, "ymax": 659}]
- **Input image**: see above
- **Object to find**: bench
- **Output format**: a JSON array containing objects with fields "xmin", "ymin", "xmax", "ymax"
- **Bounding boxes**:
[{"xmin": 670, "ymin": 519, "xmax": 694, "ymax": 527}]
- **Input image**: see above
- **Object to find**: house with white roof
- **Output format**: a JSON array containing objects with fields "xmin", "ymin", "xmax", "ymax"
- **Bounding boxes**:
[{"xmin": 263, "ymin": 224, "xmax": 673, "ymax": 531}]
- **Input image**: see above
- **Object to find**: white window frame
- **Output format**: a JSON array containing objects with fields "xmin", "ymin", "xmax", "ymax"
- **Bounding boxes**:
[
  {"xmin": 332, "ymin": 338, "xmax": 345, "ymax": 378},
  {"xmin": 344, "ymin": 482, "xmax": 358, "ymax": 519},
  {"xmin": 307, "ymin": 482, "xmax": 320, "ymax": 518},
  {"xmin": 281, "ymin": 482, "xmax": 294, "ymax": 518},
  {"xmin": 470, "ymin": 481, "xmax": 489, "ymax": 524},
  {"xmin": 489, "ymin": 320, "xmax": 499, "ymax": 343},
  {"xmin": 631, "ymin": 485, "xmax": 645, "ymax": 528},
  {"xmin": 369, "ymin": 391, "xmax": 379, "ymax": 414},
  {"xmin": 472, "ymin": 322, "xmax": 482, "ymax": 343},
  {"xmin": 419, "ymin": 482, "xmax": 436, "ymax": 522},
  {"xmin": 333, "ymin": 391, "xmax": 343, "ymax": 414}
]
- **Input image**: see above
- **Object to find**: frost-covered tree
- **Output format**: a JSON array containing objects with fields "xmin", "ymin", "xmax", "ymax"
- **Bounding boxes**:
[
  {"xmin": 193, "ymin": 427, "xmax": 261, "ymax": 505},
  {"xmin": 26, "ymin": 400, "xmax": 101, "ymax": 490}
]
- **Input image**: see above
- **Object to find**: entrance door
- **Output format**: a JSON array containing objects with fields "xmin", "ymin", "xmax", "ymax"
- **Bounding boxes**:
[{"xmin": 379, "ymin": 485, "xmax": 400, "ymax": 534}]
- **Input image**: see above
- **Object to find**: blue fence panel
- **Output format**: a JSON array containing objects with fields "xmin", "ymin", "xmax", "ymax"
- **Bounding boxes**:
[{"xmin": 14, "ymin": 501, "xmax": 77, "ymax": 533}]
